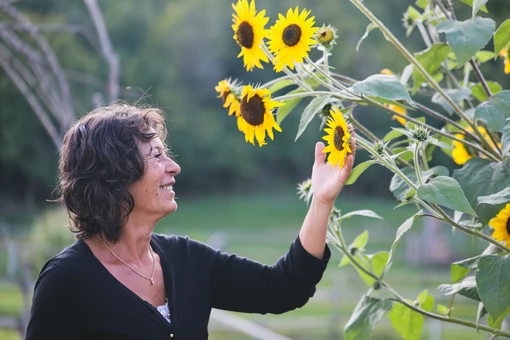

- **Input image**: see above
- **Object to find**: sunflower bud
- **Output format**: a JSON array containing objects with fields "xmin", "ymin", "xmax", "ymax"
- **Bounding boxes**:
[
  {"xmin": 373, "ymin": 281, "xmax": 381, "ymax": 291},
  {"xmin": 411, "ymin": 126, "xmax": 430, "ymax": 142},
  {"xmin": 373, "ymin": 140, "xmax": 386, "ymax": 155},
  {"xmin": 297, "ymin": 178, "xmax": 313, "ymax": 204},
  {"xmin": 315, "ymin": 24, "xmax": 338, "ymax": 50}
]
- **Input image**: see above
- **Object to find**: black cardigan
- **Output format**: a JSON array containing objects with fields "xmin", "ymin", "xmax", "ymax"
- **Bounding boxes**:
[{"xmin": 26, "ymin": 233, "xmax": 330, "ymax": 340}]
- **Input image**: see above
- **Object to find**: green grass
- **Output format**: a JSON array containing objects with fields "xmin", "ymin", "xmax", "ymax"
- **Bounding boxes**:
[
  {"xmin": 0, "ymin": 192, "xmax": 496, "ymax": 339},
  {"xmin": 0, "ymin": 283, "xmax": 23, "ymax": 317}
]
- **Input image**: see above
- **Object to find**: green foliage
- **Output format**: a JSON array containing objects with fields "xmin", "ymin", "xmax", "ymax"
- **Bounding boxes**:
[
  {"xmin": 345, "ymin": 160, "xmax": 377, "ymax": 185},
  {"xmin": 438, "ymin": 276, "xmax": 481, "ymax": 301},
  {"xmin": 454, "ymin": 158, "xmax": 510, "ymax": 210},
  {"xmin": 417, "ymin": 176, "xmax": 477, "ymax": 216},
  {"xmin": 389, "ymin": 302, "xmax": 424, "ymax": 340},
  {"xmin": 503, "ymin": 119, "xmax": 510, "ymax": 155},
  {"xmin": 471, "ymin": 81, "xmax": 502, "ymax": 102},
  {"xmin": 384, "ymin": 211, "xmax": 424, "ymax": 277},
  {"xmin": 351, "ymin": 75, "xmax": 413, "ymax": 105},
  {"xmin": 450, "ymin": 255, "xmax": 482, "ymax": 283},
  {"xmin": 476, "ymin": 255, "xmax": 510, "ymax": 321},
  {"xmin": 344, "ymin": 295, "xmax": 392, "ymax": 340},
  {"xmin": 474, "ymin": 90, "xmax": 510, "ymax": 132},
  {"xmin": 436, "ymin": 17, "xmax": 495, "ymax": 66},
  {"xmin": 494, "ymin": 19, "xmax": 510, "ymax": 55},
  {"xmin": 412, "ymin": 44, "xmax": 450, "ymax": 92}
]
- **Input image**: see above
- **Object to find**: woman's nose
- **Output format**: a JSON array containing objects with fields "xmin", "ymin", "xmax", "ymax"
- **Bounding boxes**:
[{"xmin": 166, "ymin": 157, "xmax": 181, "ymax": 175}]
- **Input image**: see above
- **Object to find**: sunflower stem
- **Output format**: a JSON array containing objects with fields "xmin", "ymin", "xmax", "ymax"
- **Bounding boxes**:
[
  {"xmin": 261, "ymin": 43, "xmax": 312, "ymax": 92},
  {"xmin": 363, "ymin": 96, "xmax": 500, "ymax": 162},
  {"xmin": 414, "ymin": 142, "xmax": 423, "ymax": 186},
  {"xmin": 348, "ymin": 0, "xmax": 502, "ymax": 161},
  {"xmin": 431, "ymin": 204, "xmax": 510, "ymax": 253},
  {"xmin": 349, "ymin": 114, "xmax": 412, "ymax": 168}
]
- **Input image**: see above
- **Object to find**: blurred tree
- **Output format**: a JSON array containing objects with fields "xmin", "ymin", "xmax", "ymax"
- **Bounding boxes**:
[{"xmin": 0, "ymin": 0, "xmax": 508, "ymax": 212}]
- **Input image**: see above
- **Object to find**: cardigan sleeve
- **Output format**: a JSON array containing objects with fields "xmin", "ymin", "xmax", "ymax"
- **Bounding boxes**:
[
  {"xmin": 208, "ymin": 235, "xmax": 330, "ymax": 314},
  {"xmin": 25, "ymin": 262, "xmax": 83, "ymax": 340}
]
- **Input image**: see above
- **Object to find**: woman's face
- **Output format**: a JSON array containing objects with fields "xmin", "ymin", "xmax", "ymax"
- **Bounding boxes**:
[{"xmin": 128, "ymin": 136, "xmax": 181, "ymax": 221}]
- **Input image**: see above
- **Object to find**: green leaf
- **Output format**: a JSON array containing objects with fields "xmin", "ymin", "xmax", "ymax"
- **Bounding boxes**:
[
  {"xmin": 471, "ymin": 81, "xmax": 502, "ymax": 103},
  {"xmin": 339, "ymin": 255, "xmax": 351, "ymax": 267},
  {"xmin": 437, "ymin": 276, "xmax": 480, "ymax": 301},
  {"xmin": 412, "ymin": 44, "xmax": 450, "ymax": 92},
  {"xmin": 389, "ymin": 303, "xmax": 424, "ymax": 340},
  {"xmin": 354, "ymin": 252, "xmax": 390, "ymax": 286},
  {"xmin": 477, "ymin": 302, "xmax": 487, "ymax": 324},
  {"xmin": 390, "ymin": 168, "xmax": 418, "ymax": 201},
  {"xmin": 436, "ymin": 17, "xmax": 495, "ymax": 66},
  {"xmin": 502, "ymin": 119, "xmax": 510, "ymax": 156},
  {"xmin": 417, "ymin": 176, "xmax": 477, "ymax": 216},
  {"xmin": 352, "ymin": 74, "xmax": 413, "ymax": 105},
  {"xmin": 268, "ymin": 78, "xmax": 295, "ymax": 94},
  {"xmin": 356, "ymin": 23, "xmax": 378, "ymax": 52},
  {"xmin": 478, "ymin": 187, "xmax": 510, "ymax": 206},
  {"xmin": 472, "ymin": 0, "xmax": 489, "ymax": 18},
  {"xmin": 416, "ymin": 0, "xmax": 428, "ymax": 8},
  {"xmin": 475, "ymin": 50, "xmax": 496, "ymax": 63},
  {"xmin": 431, "ymin": 88, "xmax": 471, "ymax": 115},
  {"xmin": 454, "ymin": 158, "xmax": 510, "ymax": 207},
  {"xmin": 344, "ymin": 295, "xmax": 392, "ymax": 340},
  {"xmin": 407, "ymin": 6, "xmax": 421, "ymax": 21},
  {"xmin": 474, "ymin": 90, "xmax": 510, "ymax": 133},
  {"xmin": 353, "ymin": 230, "xmax": 369, "ymax": 249},
  {"xmin": 338, "ymin": 209, "xmax": 384, "ymax": 222},
  {"xmin": 476, "ymin": 255, "xmax": 510, "ymax": 321},
  {"xmin": 451, "ymin": 255, "xmax": 482, "ymax": 283},
  {"xmin": 415, "ymin": 289, "xmax": 434, "ymax": 311},
  {"xmin": 346, "ymin": 160, "xmax": 377, "ymax": 185},
  {"xmin": 295, "ymin": 96, "xmax": 335, "ymax": 141},
  {"xmin": 488, "ymin": 310, "xmax": 509, "ymax": 329},
  {"xmin": 437, "ymin": 304, "xmax": 450, "ymax": 315},
  {"xmin": 494, "ymin": 19, "xmax": 510, "ymax": 55},
  {"xmin": 277, "ymin": 89, "xmax": 305, "ymax": 124},
  {"xmin": 457, "ymin": 0, "xmax": 488, "ymax": 13},
  {"xmin": 384, "ymin": 211, "xmax": 424, "ymax": 277},
  {"xmin": 390, "ymin": 167, "xmax": 449, "ymax": 202}
]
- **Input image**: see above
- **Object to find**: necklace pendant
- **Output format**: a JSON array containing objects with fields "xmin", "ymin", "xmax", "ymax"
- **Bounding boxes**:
[{"xmin": 150, "ymin": 278, "xmax": 155, "ymax": 285}]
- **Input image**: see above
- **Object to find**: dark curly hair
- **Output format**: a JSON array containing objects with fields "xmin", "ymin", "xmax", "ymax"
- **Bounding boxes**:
[{"xmin": 57, "ymin": 104, "xmax": 168, "ymax": 243}]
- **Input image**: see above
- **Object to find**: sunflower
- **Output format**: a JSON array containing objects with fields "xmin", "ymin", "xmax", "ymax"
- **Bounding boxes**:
[
  {"xmin": 489, "ymin": 203, "xmax": 510, "ymax": 246},
  {"xmin": 499, "ymin": 46, "xmax": 510, "ymax": 74},
  {"xmin": 380, "ymin": 69, "xmax": 407, "ymax": 125},
  {"xmin": 452, "ymin": 126, "xmax": 500, "ymax": 165},
  {"xmin": 237, "ymin": 85, "xmax": 283, "ymax": 147},
  {"xmin": 322, "ymin": 106, "xmax": 352, "ymax": 168},
  {"xmin": 215, "ymin": 79, "xmax": 241, "ymax": 117},
  {"xmin": 267, "ymin": 7, "xmax": 317, "ymax": 72},
  {"xmin": 389, "ymin": 104, "xmax": 407, "ymax": 126},
  {"xmin": 232, "ymin": 0, "xmax": 269, "ymax": 71}
]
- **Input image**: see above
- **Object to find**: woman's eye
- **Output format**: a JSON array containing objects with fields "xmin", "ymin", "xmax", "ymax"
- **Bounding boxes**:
[{"xmin": 154, "ymin": 153, "xmax": 162, "ymax": 159}]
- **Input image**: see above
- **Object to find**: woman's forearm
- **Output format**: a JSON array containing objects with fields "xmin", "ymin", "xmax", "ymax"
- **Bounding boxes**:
[{"xmin": 298, "ymin": 197, "xmax": 334, "ymax": 259}]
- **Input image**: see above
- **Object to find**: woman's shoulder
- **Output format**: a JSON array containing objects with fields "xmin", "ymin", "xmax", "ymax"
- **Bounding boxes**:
[
  {"xmin": 151, "ymin": 233, "xmax": 218, "ymax": 259},
  {"xmin": 38, "ymin": 240, "xmax": 93, "ymax": 278}
]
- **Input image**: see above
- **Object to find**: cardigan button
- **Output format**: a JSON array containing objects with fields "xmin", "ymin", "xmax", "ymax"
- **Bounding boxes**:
[{"xmin": 170, "ymin": 334, "xmax": 174, "ymax": 338}]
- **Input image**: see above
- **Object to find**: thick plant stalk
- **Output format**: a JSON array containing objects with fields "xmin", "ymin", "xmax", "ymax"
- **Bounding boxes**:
[{"xmin": 348, "ymin": 0, "xmax": 502, "ymax": 161}]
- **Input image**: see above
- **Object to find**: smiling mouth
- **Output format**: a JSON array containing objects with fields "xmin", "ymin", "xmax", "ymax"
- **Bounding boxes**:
[{"xmin": 160, "ymin": 185, "xmax": 173, "ymax": 192}]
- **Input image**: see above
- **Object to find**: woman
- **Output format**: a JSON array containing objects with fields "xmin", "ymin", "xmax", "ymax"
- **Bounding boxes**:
[{"xmin": 26, "ymin": 103, "xmax": 355, "ymax": 340}]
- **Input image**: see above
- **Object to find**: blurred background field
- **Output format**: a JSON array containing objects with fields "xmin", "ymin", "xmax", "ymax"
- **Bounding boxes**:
[
  {"xmin": 0, "ymin": 192, "xmax": 494, "ymax": 339},
  {"xmin": 1, "ymin": 0, "xmax": 509, "ymax": 339}
]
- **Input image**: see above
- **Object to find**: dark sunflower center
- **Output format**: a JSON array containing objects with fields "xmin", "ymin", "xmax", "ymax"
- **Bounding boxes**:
[
  {"xmin": 241, "ymin": 94, "xmax": 265, "ymax": 126},
  {"xmin": 334, "ymin": 126, "xmax": 345, "ymax": 151},
  {"xmin": 506, "ymin": 217, "xmax": 510, "ymax": 235},
  {"xmin": 237, "ymin": 22, "xmax": 254, "ymax": 48},
  {"xmin": 282, "ymin": 24, "xmax": 301, "ymax": 47}
]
